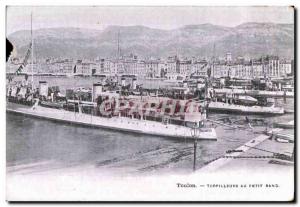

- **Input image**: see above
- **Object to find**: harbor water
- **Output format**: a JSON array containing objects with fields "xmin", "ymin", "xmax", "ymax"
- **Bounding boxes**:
[{"xmin": 6, "ymin": 76, "xmax": 294, "ymax": 176}]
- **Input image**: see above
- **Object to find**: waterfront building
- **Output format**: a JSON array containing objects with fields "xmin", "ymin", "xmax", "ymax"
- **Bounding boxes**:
[
  {"xmin": 267, "ymin": 56, "xmax": 280, "ymax": 77},
  {"xmin": 6, "ymin": 53, "xmax": 293, "ymax": 79},
  {"xmin": 57, "ymin": 59, "xmax": 74, "ymax": 74},
  {"xmin": 259, "ymin": 56, "xmax": 292, "ymax": 78},
  {"xmin": 211, "ymin": 61, "xmax": 228, "ymax": 78},
  {"xmin": 123, "ymin": 59, "xmax": 139, "ymax": 75},
  {"xmin": 244, "ymin": 61, "xmax": 253, "ymax": 79},
  {"xmin": 90, "ymin": 63, "xmax": 98, "ymax": 75},
  {"xmin": 279, "ymin": 60, "xmax": 292, "ymax": 77},
  {"xmin": 166, "ymin": 56, "xmax": 179, "ymax": 74},
  {"xmin": 252, "ymin": 60, "xmax": 264, "ymax": 78},
  {"xmin": 210, "ymin": 55, "xmax": 293, "ymax": 80},
  {"xmin": 74, "ymin": 60, "xmax": 92, "ymax": 76},
  {"xmin": 109, "ymin": 59, "xmax": 125, "ymax": 75},
  {"xmin": 158, "ymin": 62, "xmax": 168, "ymax": 78},
  {"xmin": 178, "ymin": 60, "xmax": 192, "ymax": 75},
  {"xmin": 192, "ymin": 60, "xmax": 209, "ymax": 77},
  {"xmin": 144, "ymin": 60, "xmax": 160, "ymax": 78}
]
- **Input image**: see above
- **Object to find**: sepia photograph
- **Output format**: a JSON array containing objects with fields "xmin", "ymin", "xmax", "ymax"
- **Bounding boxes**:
[{"xmin": 5, "ymin": 5, "xmax": 295, "ymax": 202}]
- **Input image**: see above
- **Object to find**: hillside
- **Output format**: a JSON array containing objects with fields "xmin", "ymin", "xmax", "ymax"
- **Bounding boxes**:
[{"xmin": 7, "ymin": 22, "xmax": 294, "ymax": 60}]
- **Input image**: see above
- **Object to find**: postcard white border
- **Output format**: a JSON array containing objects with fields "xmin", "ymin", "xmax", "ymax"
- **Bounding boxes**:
[{"xmin": 1, "ymin": 0, "xmax": 299, "ymax": 206}]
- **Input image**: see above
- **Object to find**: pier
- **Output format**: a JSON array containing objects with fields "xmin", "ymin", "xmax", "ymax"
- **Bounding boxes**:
[{"xmin": 199, "ymin": 120, "xmax": 294, "ymax": 172}]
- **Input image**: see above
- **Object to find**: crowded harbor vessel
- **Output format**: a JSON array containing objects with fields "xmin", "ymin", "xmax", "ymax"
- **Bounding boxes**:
[
  {"xmin": 6, "ymin": 70, "xmax": 293, "ymax": 140},
  {"xmin": 6, "ymin": 77, "xmax": 218, "ymax": 140}
]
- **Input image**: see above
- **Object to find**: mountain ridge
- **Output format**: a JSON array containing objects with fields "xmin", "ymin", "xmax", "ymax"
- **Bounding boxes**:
[{"xmin": 8, "ymin": 22, "xmax": 294, "ymax": 60}]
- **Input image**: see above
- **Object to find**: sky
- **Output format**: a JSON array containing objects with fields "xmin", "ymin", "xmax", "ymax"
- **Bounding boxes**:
[{"xmin": 6, "ymin": 6, "xmax": 294, "ymax": 35}]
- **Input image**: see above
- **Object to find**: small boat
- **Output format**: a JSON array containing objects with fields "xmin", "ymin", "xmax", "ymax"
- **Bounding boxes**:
[
  {"xmin": 275, "ymin": 138, "xmax": 290, "ymax": 143},
  {"xmin": 269, "ymin": 152, "xmax": 294, "ymax": 166},
  {"xmin": 269, "ymin": 159, "xmax": 294, "ymax": 166}
]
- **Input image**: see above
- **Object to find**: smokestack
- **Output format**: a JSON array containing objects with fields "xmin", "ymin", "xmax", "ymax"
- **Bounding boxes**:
[
  {"xmin": 183, "ymin": 80, "xmax": 188, "ymax": 88},
  {"xmin": 39, "ymin": 81, "xmax": 48, "ymax": 97},
  {"xmin": 92, "ymin": 82, "xmax": 103, "ymax": 102},
  {"xmin": 132, "ymin": 78, "xmax": 137, "ymax": 90},
  {"xmin": 121, "ymin": 77, "xmax": 126, "ymax": 87},
  {"xmin": 197, "ymin": 81, "xmax": 202, "ymax": 90}
]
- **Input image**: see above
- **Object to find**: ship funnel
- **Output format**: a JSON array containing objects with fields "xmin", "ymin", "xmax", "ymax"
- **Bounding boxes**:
[
  {"xmin": 92, "ymin": 82, "xmax": 103, "ymax": 102},
  {"xmin": 121, "ymin": 77, "xmax": 126, "ymax": 87},
  {"xmin": 132, "ymin": 78, "xmax": 137, "ymax": 90},
  {"xmin": 183, "ymin": 80, "xmax": 188, "ymax": 88},
  {"xmin": 197, "ymin": 81, "xmax": 202, "ymax": 90},
  {"xmin": 39, "ymin": 81, "xmax": 48, "ymax": 97}
]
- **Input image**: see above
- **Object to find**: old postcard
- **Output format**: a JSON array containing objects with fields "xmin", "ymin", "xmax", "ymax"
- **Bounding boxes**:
[{"xmin": 5, "ymin": 6, "xmax": 295, "ymax": 202}]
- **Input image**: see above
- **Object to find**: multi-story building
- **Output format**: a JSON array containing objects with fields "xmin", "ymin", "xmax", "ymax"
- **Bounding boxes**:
[
  {"xmin": 178, "ymin": 60, "xmax": 192, "ymax": 75},
  {"xmin": 89, "ymin": 63, "xmax": 98, "ymax": 75},
  {"xmin": 158, "ymin": 62, "xmax": 168, "ymax": 78},
  {"xmin": 108, "ymin": 59, "xmax": 125, "ymax": 75},
  {"xmin": 211, "ymin": 55, "xmax": 293, "ymax": 79},
  {"xmin": 211, "ymin": 61, "xmax": 228, "ymax": 78},
  {"xmin": 227, "ymin": 63, "xmax": 238, "ymax": 78},
  {"xmin": 267, "ymin": 56, "xmax": 280, "ymax": 77},
  {"xmin": 259, "ymin": 56, "xmax": 292, "ymax": 78},
  {"xmin": 165, "ymin": 56, "xmax": 179, "ymax": 74},
  {"xmin": 279, "ymin": 60, "xmax": 292, "ymax": 77},
  {"xmin": 244, "ymin": 62, "xmax": 253, "ymax": 79},
  {"xmin": 252, "ymin": 60, "xmax": 264, "ymax": 78},
  {"xmin": 56, "ymin": 59, "xmax": 74, "ymax": 74},
  {"xmin": 166, "ymin": 61, "xmax": 177, "ymax": 74},
  {"xmin": 192, "ymin": 60, "xmax": 209, "ymax": 77},
  {"xmin": 9, "ymin": 52, "xmax": 293, "ymax": 79},
  {"xmin": 74, "ymin": 60, "xmax": 92, "ymax": 75},
  {"xmin": 123, "ymin": 59, "xmax": 139, "ymax": 75},
  {"xmin": 144, "ymin": 60, "xmax": 160, "ymax": 78}
]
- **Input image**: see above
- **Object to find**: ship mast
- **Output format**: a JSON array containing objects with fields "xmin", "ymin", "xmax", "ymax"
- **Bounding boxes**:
[
  {"xmin": 117, "ymin": 29, "xmax": 120, "ymax": 60},
  {"xmin": 31, "ymin": 12, "xmax": 34, "ymax": 86}
]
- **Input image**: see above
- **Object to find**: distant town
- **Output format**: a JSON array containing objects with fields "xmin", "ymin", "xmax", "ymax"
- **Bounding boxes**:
[{"xmin": 7, "ymin": 52, "xmax": 294, "ymax": 80}]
